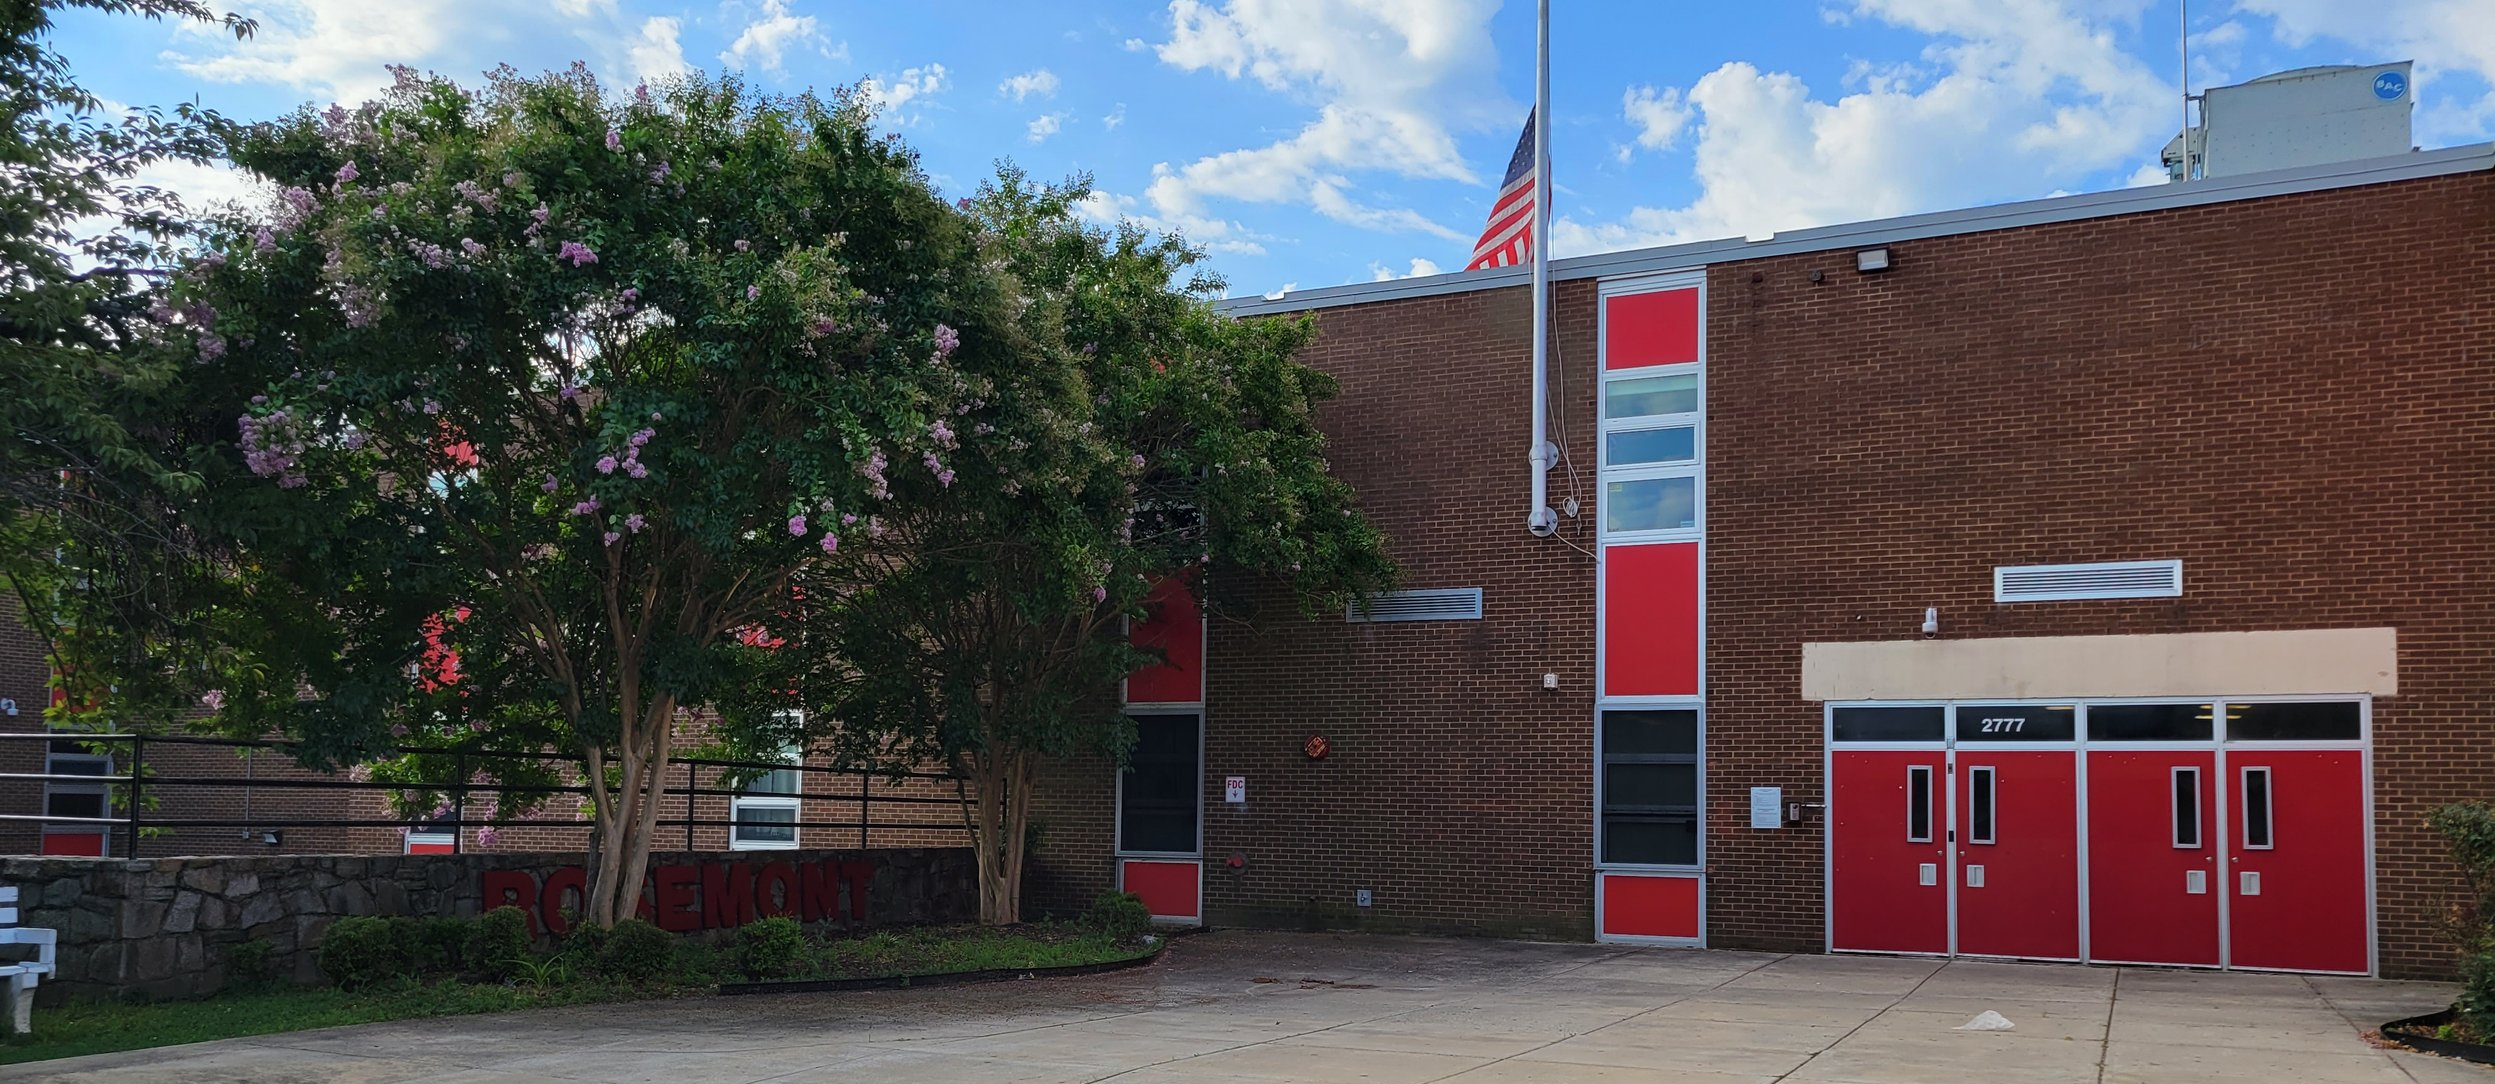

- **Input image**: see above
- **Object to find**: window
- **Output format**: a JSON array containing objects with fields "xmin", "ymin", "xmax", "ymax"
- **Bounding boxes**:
[
  {"xmin": 43, "ymin": 740, "xmax": 112, "ymax": 850},
  {"xmin": 2090, "ymin": 703, "xmax": 2214, "ymax": 742},
  {"xmin": 1832, "ymin": 706, "xmax": 1945, "ymax": 742},
  {"xmin": 730, "ymin": 749, "xmax": 802, "ymax": 851},
  {"xmin": 2240, "ymin": 767, "xmax": 2274, "ymax": 850},
  {"xmin": 1600, "ymin": 710, "xmax": 1698, "ymax": 867},
  {"xmin": 1967, "ymin": 766, "xmax": 1996, "ymax": 845},
  {"xmin": 2225, "ymin": 701, "xmax": 2360, "ymax": 742},
  {"xmin": 1954, "ymin": 704, "xmax": 2076, "ymax": 742},
  {"xmin": 1118, "ymin": 713, "xmax": 1200, "ymax": 855},
  {"xmin": 1905, "ymin": 765, "xmax": 1934, "ymax": 843},
  {"xmin": 2172, "ymin": 767, "xmax": 2202, "ymax": 849},
  {"xmin": 1600, "ymin": 368, "xmax": 1700, "ymax": 540}
]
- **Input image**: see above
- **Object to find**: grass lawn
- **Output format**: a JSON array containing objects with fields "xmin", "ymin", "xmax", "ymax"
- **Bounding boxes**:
[{"xmin": 0, "ymin": 924, "xmax": 1158, "ymax": 1065}]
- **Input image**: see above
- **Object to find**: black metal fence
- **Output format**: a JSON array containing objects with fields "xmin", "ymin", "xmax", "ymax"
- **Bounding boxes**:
[{"xmin": 0, "ymin": 731, "xmax": 970, "ymax": 856}]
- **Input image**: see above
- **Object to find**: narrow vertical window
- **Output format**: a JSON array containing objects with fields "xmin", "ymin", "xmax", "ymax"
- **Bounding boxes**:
[
  {"xmin": 2171, "ymin": 767, "xmax": 2201, "ymax": 849},
  {"xmin": 1968, "ymin": 766, "xmax": 1995, "ymax": 845},
  {"xmin": 2241, "ymin": 767, "xmax": 2274, "ymax": 850},
  {"xmin": 1906, "ymin": 765, "xmax": 1933, "ymax": 844},
  {"xmin": 1117, "ymin": 713, "xmax": 1202, "ymax": 855}
]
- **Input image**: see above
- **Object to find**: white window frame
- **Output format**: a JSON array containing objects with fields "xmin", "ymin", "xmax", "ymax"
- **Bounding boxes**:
[
  {"xmin": 730, "ymin": 724, "xmax": 804, "ymax": 852},
  {"xmin": 1598, "ymin": 365, "xmax": 1704, "ymax": 543}
]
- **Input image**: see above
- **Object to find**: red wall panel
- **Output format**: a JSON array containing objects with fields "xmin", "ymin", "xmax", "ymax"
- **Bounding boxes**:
[
  {"xmin": 1604, "ymin": 288, "xmax": 1699, "ymax": 370},
  {"xmin": 1600, "ymin": 872, "xmax": 1700, "ymax": 938},
  {"xmin": 1120, "ymin": 858, "xmax": 1201, "ymax": 920},
  {"xmin": 1603, "ymin": 542, "xmax": 1699, "ymax": 697},
  {"xmin": 1127, "ymin": 578, "xmax": 1204, "ymax": 704}
]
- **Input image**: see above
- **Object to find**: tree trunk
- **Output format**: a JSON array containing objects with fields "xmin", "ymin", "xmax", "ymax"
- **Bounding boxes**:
[{"xmin": 967, "ymin": 748, "xmax": 1028, "ymax": 925}]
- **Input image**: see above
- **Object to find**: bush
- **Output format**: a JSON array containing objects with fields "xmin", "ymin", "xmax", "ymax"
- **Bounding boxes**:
[
  {"xmin": 410, "ymin": 916, "xmax": 469, "ymax": 978},
  {"xmin": 467, "ymin": 906, "xmax": 534, "ymax": 982},
  {"xmin": 224, "ymin": 939, "xmax": 277, "ymax": 988},
  {"xmin": 2432, "ymin": 802, "xmax": 2495, "ymax": 1037},
  {"xmin": 737, "ymin": 916, "xmax": 809, "ymax": 979},
  {"xmin": 318, "ymin": 915, "xmax": 413, "ymax": 989},
  {"xmin": 564, "ymin": 918, "xmax": 610, "ymax": 973},
  {"xmin": 1080, "ymin": 892, "xmax": 1153, "ymax": 940},
  {"xmin": 598, "ymin": 917, "xmax": 674, "ymax": 982}
]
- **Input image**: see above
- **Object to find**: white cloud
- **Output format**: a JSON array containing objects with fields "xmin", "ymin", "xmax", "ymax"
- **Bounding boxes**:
[
  {"xmin": 552, "ymin": 0, "xmax": 615, "ymax": 15},
  {"xmin": 1103, "ymin": 103, "xmax": 1127, "ymax": 130},
  {"xmin": 628, "ymin": 16, "xmax": 691, "ymax": 83},
  {"xmin": 1027, "ymin": 113, "xmax": 1065, "ymax": 142},
  {"xmin": 1075, "ymin": 189, "xmax": 1269, "ymax": 256},
  {"xmin": 1623, "ymin": 84, "xmax": 1691, "ymax": 153},
  {"xmin": 721, "ymin": 0, "xmax": 843, "ymax": 75},
  {"xmin": 861, "ymin": 64, "xmax": 949, "ymax": 125},
  {"xmin": 1368, "ymin": 256, "xmax": 1442, "ymax": 281},
  {"xmin": 162, "ymin": 0, "xmax": 468, "ymax": 101},
  {"xmin": 1123, "ymin": 37, "xmax": 1148, "ymax": 52},
  {"xmin": 1130, "ymin": 0, "xmax": 1503, "ymax": 243},
  {"xmin": 1000, "ymin": 69, "xmax": 1060, "ymax": 101},
  {"xmin": 1553, "ymin": 0, "xmax": 2172, "ymax": 257},
  {"xmin": 2233, "ymin": 0, "xmax": 2495, "ymax": 142}
]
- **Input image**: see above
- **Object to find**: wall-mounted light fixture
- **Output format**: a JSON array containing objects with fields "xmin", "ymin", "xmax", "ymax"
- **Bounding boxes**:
[
  {"xmin": 1856, "ymin": 247, "xmax": 1893, "ymax": 273},
  {"xmin": 259, "ymin": 830, "xmax": 283, "ymax": 846},
  {"xmin": 1921, "ymin": 607, "xmax": 1940, "ymax": 638}
]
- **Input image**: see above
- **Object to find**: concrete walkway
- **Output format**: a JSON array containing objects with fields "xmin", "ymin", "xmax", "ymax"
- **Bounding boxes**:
[{"xmin": 6, "ymin": 931, "xmax": 2477, "ymax": 1083}]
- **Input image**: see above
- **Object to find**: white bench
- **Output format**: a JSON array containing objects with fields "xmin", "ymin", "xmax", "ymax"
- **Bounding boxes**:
[{"xmin": 0, "ymin": 887, "xmax": 56, "ymax": 1034}]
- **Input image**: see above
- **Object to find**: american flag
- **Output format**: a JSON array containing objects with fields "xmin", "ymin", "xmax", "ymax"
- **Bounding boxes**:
[{"xmin": 1466, "ymin": 109, "xmax": 1537, "ymax": 271}]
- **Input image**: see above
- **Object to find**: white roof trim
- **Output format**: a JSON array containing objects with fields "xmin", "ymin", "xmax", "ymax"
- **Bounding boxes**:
[{"xmin": 1217, "ymin": 143, "xmax": 2494, "ymax": 317}]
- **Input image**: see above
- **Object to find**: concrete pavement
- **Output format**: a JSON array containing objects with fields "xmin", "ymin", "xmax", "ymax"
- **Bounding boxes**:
[{"xmin": 4, "ymin": 931, "xmax": 2475, "ymax": 1083}]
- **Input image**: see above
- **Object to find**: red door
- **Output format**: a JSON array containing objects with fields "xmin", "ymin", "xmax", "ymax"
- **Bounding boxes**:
[
  {"xmin": 2086, "ymin": 751, "xmax": 2221, "ymax": 966},
  {"xmin": 2227, "ymin": 750, "xmax": 2368, "ymax": 973},
  {"xmin": 1953, "ymin": 751, "xmax": 2079, "ymax": 959},
  {"xmin": 1829, "ymin": 749, "xmax": 1949, "ymax": 954}
]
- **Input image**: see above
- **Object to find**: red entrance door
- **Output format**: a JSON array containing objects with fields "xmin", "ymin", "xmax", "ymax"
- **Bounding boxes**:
[
  {"xmin": 2227, "ymin": 749, "xmax": 2368, "ymax": 973},
  {"xmin": 2085, "ymin": 750, "xmax": 2221, "ymax": 966},
  {"xmin": 1953, "ymin": 750, "xmax": 2079, "ymax": 959},
  {"xmin": 1829, "ymin": 748, "xmax": 1949, "ymax": 954}
]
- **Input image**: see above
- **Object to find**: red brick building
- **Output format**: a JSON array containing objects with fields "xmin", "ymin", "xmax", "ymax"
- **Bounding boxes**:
[{"xmin": 1026, "ymin": 143, "xmax": 2495, "ymax": 980}]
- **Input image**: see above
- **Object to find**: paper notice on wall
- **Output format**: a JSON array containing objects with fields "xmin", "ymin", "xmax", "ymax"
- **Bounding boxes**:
[
  {"xmin": 1750, "ymin": 787, "xmax": 1782, "ymax": 829},
  {"xmin": 1224, "ymin": 776, "xmax": 1246, "ymax": 804}
]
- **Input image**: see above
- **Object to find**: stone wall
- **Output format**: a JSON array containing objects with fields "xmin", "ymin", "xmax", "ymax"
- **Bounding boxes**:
[{"xmin": 0, "ymin": 847, "xmax": 974, "ymax": 1002}]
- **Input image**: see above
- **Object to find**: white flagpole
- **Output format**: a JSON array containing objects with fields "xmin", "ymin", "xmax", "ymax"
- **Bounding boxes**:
[{"xmin": 1527, "ymin": 0, "xmax": 1555, "ymax": 537}]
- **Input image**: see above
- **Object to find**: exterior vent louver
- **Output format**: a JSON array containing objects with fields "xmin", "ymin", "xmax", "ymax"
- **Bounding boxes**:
[
  {"xmin": 1346, "ymin": 588, "xmax": 1485, "ymax": 623},
  {"xmin": 1994, "ymin": 560, "xmax": 2183, "ymax": 603}
]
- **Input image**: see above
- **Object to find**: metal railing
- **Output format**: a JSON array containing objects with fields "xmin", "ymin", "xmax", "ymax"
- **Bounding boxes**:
[{"xmin": 0, "ymin": 732, "xmax": 969, "ymax": 856}]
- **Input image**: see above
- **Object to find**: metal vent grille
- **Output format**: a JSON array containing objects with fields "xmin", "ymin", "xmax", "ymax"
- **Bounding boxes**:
[
  {"xmin": 1994, "ymin": 560, "xmax": 2183, "ymax": 603},
  {"xmin": 1346, "ymin": 588, "xmax": 1485, "ymax": 623}
]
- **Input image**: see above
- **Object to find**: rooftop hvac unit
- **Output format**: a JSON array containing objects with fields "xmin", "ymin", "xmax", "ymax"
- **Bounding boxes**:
[{"xmin": 2164, "ymin": 62, "xmax": 2414, "ymax": 182}]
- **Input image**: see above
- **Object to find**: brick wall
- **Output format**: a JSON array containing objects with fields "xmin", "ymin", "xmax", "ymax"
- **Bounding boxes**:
[{"xmin": 1702, "ymin": 170, "xmax": 2495, "ymax": 978}]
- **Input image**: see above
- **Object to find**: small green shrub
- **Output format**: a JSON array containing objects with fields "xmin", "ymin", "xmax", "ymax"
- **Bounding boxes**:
[
  {"xmin": 511, "ymin": 952, "xmax": 574, "ymax": 991},
  {"xmin": 466, "ymin": 906, "xmax": 534, "ymax": 982},
  {"xmin": 317, "ymin": 915, "xmax": 412, "ymax": 989},
  {"xmin": 1080, "ymin": 892, "xmax": 1153, "ymax": 940},
  {"xmin": 669, "ymin": 936, "xmax": 727, "ymax": 985},
  {"xmin": 598, "ymin": 917, "xmax": 673, "ymax": 982},
  {"xmin": 410, "ymin": 917, "xmax": 468, "ymax": 977},
  {"xmin": 223, "ymin": 939, "xmax": 277, "ymax": 988},
  {"xmin": 563, "ymin": 918, "xmax": 609, "ymax": 974},
  {"xmin": 736, "ymin": 916, "xmax": 809, "ymax": 979},
  {"xmin": 2431, "ymin": 801, "xmax": 2495, "ymax": 1038}
]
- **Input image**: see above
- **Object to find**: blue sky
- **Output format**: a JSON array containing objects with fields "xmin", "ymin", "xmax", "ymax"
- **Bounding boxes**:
[{"xmin": 50, "ymin": 1, "xmax": 2495, "ymax": 298}]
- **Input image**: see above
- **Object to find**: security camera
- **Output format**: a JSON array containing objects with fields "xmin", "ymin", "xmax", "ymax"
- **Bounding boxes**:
[
  {"xmin": 1921, "ymin": 607, "xmax": 1940, "ymax": 638},
  {"xmin": 1526, "ymin": 508, "xmax": 1558, "ymax": 537}
]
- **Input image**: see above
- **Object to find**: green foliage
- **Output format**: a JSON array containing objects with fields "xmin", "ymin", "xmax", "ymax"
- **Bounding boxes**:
[
  {"xmin": 735, "ymin": 916, "xmax": 809, "ymax": 979},
  {"xmin": 409, "ymin": 916, "xmax": 468, "ymax": 976},
  {"xmin": 562, "ymin": 918, "xmax": 609, "ymax": 971},
  {"xmin": 509, "ymin": 952, "xmax": 573, "ymax": 991},
  {"xmin": 221, "ymin": 939, "xmax": 276, "ymax": 988},
  {"xmin": 2431, "ymin": 802, "xmax": 2495, "ymax": 1036},
  {"xmin": 465, "ymin": 907, "xmax": 534, "ymax": 982},
  {"xmin": 1080, "ymin": 892, "xmax": 1153, "ymax": 941},
  {"xmin": 0, "ymin": 978, "xmax": 645, "ymax": 1066},
  {"xmin": 808, "ymin": 924, "xmax": 1150, "ymax": 982},
  {"xmin": 315, "ymin": 916, "xmax": 412, "ymax": 990},
  {"xmin": 596, "ymin": 917, "xmax": 673, "ymax": 982}
]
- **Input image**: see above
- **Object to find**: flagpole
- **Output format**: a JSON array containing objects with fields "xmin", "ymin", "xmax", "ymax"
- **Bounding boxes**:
[{"xmin": 1526, "ymin": 0, "xmax": 1555, "ymax": 537}]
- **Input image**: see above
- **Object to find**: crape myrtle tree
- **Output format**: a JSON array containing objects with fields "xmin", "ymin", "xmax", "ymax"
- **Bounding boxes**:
[
  {"xmin": 741, "ymin": 172, "xmax": 1396, "ymax": 925},
  {"xmin": 169, "ymin": 66, "xmax": 1011, "ymax": 926},
  {"xmin": 0, "ymin": 0, "xmax": 255, "ymax": 727}
]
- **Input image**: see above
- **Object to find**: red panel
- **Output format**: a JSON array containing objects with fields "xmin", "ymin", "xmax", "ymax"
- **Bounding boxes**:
[
  {"xmin": 2228, "ymin": 750, "xmax": 2368, "ymax": 973},
  {"xmin": 2087, "ymin": 750, "xmax": 2221, "ymax": 967},
  {"xmin": 1953, "ymin": 751, "xmax": 2079, "ymax": 960},
  {"xmin": 1126, "ymin": 578, "xmax": 1203, "ymax": 705},
  {"xmin": 1604, "ymin": 288, "xmax": 1700, "ymax": 370},
  {"xmin": 1120, "ymin": 859, "xmax": 1200, "ymax": 920},
  {"xmin": 1602, "ymin": 543, "xmax": 1699, "ymax": 697},
  {"xmin": 1830, "ymin": 749, "xmax": 1949, "ymax": 954},
  {"xmin": 406, "ymin": 840, "xmax": 456, "ymax": 855},
  {"xmin": 1600, "ymin": 872, "xmax": 1700, "ymax": 939},
  {"xmin": 39, "ymin": 832, "xmax": 103, "ymax": 857}
]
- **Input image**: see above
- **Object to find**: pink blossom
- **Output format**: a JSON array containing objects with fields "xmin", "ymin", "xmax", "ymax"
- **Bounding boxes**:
[
  {"xmin": 571, "ymin": 498, "xmax": 600, "ymax": 515},
  {"xmin": 625, "ymin": 513, "xmax": 647, "ymax": 532},
  {"xmin": 460, "ymin": 238, "xmax": 485, "ymax": 257},
  {"xmin": 1092, "ymin": 586, "xmax": 1108, "ymax": 603},
  {"xmin": 650, "ymin": 162, "xmax": 670, "ymax": 183},
  {"xmin": 559, "ymin": 384, "xmax": 581, "ymax": 400},
  {"xmin": 840, "ymin": 513, "xmax": 858, "ymax": 526},
  {"xmin": 344, "ymin": 431, "xmax": 368, "ymax": 450},
  {"xmin": 619, "ymin": 287, "xmax": 639, "ymax": 305},
  {"xmin": 628, "ymin": 427, "xmax": 654, "ymax": 447},
  {"xmin": 347, "ymin": 764, "xmax": 372, "ymax": 783},
  {"xmin": 787, "ymin": 515, "xmax": 807, "ymax": 536},
  {"xmin": 625, "ymin": 460, "xmax": 648, "ymax": 479},
  {"xmin": 422, "ymin": 400, "xmax": 442, "ymax": 415},
  {"xmin": 1129, "ymin": 454, "xmax": 1145, "ymax": 470},
  {"xmin": 335, "ymin": 160, "xmax": 360, "ymax": 184},
  {"xmin": 605, "ymin": 128, "xmax": 622, "ymax": 152},
  {"xmin": 253, "ymin": 227, "xmax": 276, "ymax": 253},
  {"xmin": 542, "ymin": 474, "xmax": 559, "ymax": 493},
  {"xmin": 200, "ymin": 689, "xmax": 225, "ymax": 710},
  {"xmin": 746, "ymin": 285, "xmax": 760, "ymax": 300},
  {"xmin": 937, "ymin": 469, "xmax": 954, "ymax": 487},
  {"xmin": 634, "ymin": 82, "xmax": 650, "ymax": 104},
  {"xmin": 933, "ymin": 323, "xmax": 960, "ymax": 359},
  {"xmin": 928, "ymin": 420, "xmax": 956, "ymax": 449},
  {"xmin": 603, "ymin": 531, "xmax": 622, "ymax": 546},
  {"xmin": 819, "ymin": 533, "xmax": 839, "ymax": 553},
  {"xmin": 866, "ymin": 515, "xmax": 886, "ymax": 539},
  {"xmin": 650, "ymin": 411, "xmax": 663, "ymax": 421},
  {"xmin": 557, "ymin": 240, "xmax": 599, "ymax": 266},
  {"xmin": 812, "ymin": 317, "xmax": 838, "ymax": 336},
  {"xmin": 734, "ymin": 238, "xmax": 750, "ymax": 251},
  {"xmin": 596, "ymin": 455, "xmax": 619, "ymax": 474},
  {"xmin": 475, "ymin": 826, "xmax": 500, "ymax": 847}
]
